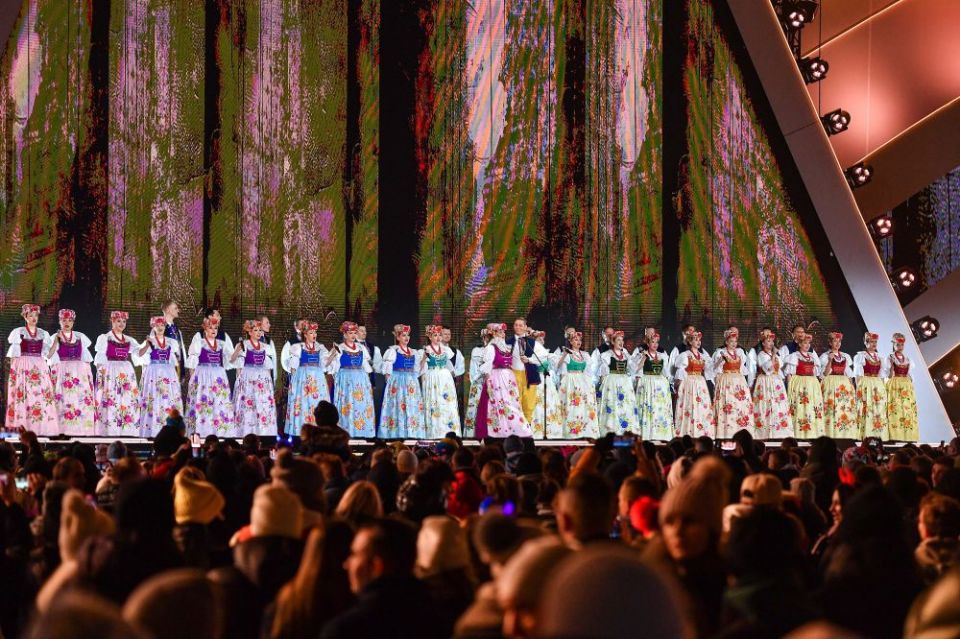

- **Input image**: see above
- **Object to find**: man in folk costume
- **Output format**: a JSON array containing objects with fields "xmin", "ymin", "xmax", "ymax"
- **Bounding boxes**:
[
  {"xmin": 442, "ymin": 325, "xmax": 467, "ymax": 416},
  {"xmin": 505, "ymin": 318, "xmax": 549, "ymax": 424},
  {"xmin": 162, "ymin": 299, "xmax": 189, "ymax": 400}
]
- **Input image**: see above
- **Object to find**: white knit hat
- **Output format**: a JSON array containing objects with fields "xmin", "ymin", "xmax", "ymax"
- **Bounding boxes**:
[
  {"xmin": 59, "ymin": 489, "xmax": 115, "ymax": 562},
  {"xmin": 250, "ymin": 484, "xmax": 303, "ymax": 539},
  {"xmin": 416, "ymin": 516, "xmax": 470, "ymax": 578}
]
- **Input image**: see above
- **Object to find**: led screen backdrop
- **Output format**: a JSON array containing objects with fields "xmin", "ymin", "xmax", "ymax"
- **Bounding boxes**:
[{"xmin": 0, "ymin": 0, "xmax": 864, "ymax": 422}]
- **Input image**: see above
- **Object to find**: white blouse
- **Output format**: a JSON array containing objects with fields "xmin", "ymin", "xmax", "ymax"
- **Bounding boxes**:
[
  {"xmin": 327, "ymin": 343, "xmax": 374, "ymax": 374},
  {"xmin": 711, "ymin": 347, "xmax": 750, "ymax": 377},
  {"xmin": 818, "ymin": 351, "xmax": 854, "ymax": 379},
  {"xmin": 185, "ymin": 337, "xmax": 229, "ymax": 370},
  {"xmin": 46, "ymin": 331, "xmax": 94, "ymax": 365},
  {"xmin": 753, "ymin": 350, "xmax": 785, "ymax": 381},
  {"xmin": 230, "ymin": 339, "xmax": 276, "ymax": 371},
  {"xmin": 853, "ymin": 351, "xmax": 888, "ymax": 379},
  {"xmin": 94, "ymin": 333, "xmax": 142, "ymax": 367},
  {"xmin": 783, "ymin": 351, "xmax": 821, "ymax": 378},
  {"xmin": 134, "ymin": 335, "xmax": 180, "ymax": 368},
  {"xmin": 672, "ymin": 349, "xmax": 714, "ymax": 383},
  {"xmin": 468, "ymin": 346, "xmax": 486, "ymax": 384},
  {"xmin": 634, "ymin": 349, "xmax": 672, "ymax": 382},
  {"xmin": 421, "ymin": 344, "xmax": 457, "ymax": 374},
  {"xmin": 6, "ymin": 326, "xmax": 53, "ymax": 358},
  {"xmin": 283, "ymin": 342, "xmax": 332, "ymax": 373},
  {"xmin": 886, "ymin": 352, "xmax": 913, "ymax": 380},
  {"xmin": 380, "ymin": 345, "xmax": 423, "ymax": 376},
  {"xmin": 190, "ymin": 330, "xmax": 234, "ymax": 359},
  {"xmin": 596, "ymin": 349, "xmax": 637, "ymax": 378}
]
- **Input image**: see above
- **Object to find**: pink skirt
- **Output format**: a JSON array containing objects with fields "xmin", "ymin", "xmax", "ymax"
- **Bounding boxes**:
[
  {"xmin": 475, "ymin": 369, "xmax": 531, "ymax": 438},
  {"xmin": 6, "ymin": 356, "xmax": 59, "ymax": 436}
]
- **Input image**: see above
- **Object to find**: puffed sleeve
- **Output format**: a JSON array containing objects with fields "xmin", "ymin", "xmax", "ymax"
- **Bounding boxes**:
[
  {"xmin": 230, "ymin": 340, "xmax": 247, "ymax": 370},
  {"xmin": 843, "ymin": 353, "xmax": 854, "ymax": 378},
  {"xmin": 381, "ymin": 345, "xmax": 397, "ymax": 376},
  {"xmin": 883, "ymin": 354, "xmax": 894, "ymax": 380},
  {"xmin": 222, "ymin": 332, "xmax": 235, "ymax": 354},
  {"xmin": 74, "ymin": 332, "xmax": 95, "ymax": 364},
  {"xmin": 189, "ymin": 332, "xmax": 203, "ymax": 354},
  {"xmin": 778, "ymin": 344, "xmax": 790, "ymax": 362},
  {"xmin": 904, "ymin": 356, "xmax": 914, "ymax": 380},
  {"xmin": 326, "ymin": 345, "xmax": 342, "ymax": 375},
  {"xmin": 710, "ymin": 350, "xmax": 725, "ymax": 377},
  {"xmin": 667, "ymin": 346, "xmax": 681, "ymax": 377},
  {"xmin": 782, "ymin": 352, "xmax": 796, "ymax": 377},
  {"xmin": 280, "ymin": 341, "xmax": 294, "ymax": 373},
  {"xmin": 818, "ymin": 352, "xmax": 830, "ymax": 378},
  {"xmin": 597, "ymin": 350, "xmax": 612, "ymax": 378},
  {"xmin": 266, "ymin": 341, "xmax": 278, "ymax": 380},
  {"xmin": 469, "ymin": 347, "xmax": 484, "ymax": 383},
  {"xmin": 362, "ymin": 346, "xmax": 373, "ymax": 374},
  {"xmin": 370, "ymin": 345, "xmax": 384, "ymax": 375},
  {"xmin": 125, "ymin": 337, "xmax": 142, "ymax": 365},
  {"xmin": 443, "ymin": 346, "xmax": 457, "ymax": 373},
  {"xmin": 480, "ymin": 344, "xmax": 496, "ymax": 376},
  {"xmin": 747, "ymin": 348, "xmax": 758, "ymax": 382},
  {"xmin": 93, "ymin": 334, "xmax": 109, "ymax": 367},
  {"xmin": 737, "ymin": 349, "xmax": 750, "ymax": 376},
  {"xmin": 660, "ymin": 351, "xmax": 673, "ymax": 382},
  {"xmin": 673, "ymin": 351, "xmax": 689, "ymax": 383},
  {"xmin": 285, "ymin": 343, "xmax": 302, "ymax": 373},
  {"xmin": 132, "ymin": 335, "xmax": 152, "ymax": 368},
  {"xmin": 453, "ymin": 349, "xmax": 466, "ymax": 377},
  {"xmin": 5, "ymin": 327, "xmax": 23, "ymax": 358},
  {"xmin": 186, "ymin": 339, "xmax": 202, "ymax": 370}
]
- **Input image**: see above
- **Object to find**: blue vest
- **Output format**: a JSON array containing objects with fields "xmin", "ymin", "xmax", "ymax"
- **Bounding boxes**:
[{"xmin": 504, "ymin": 336, "xmax": 541, "ymax": 385}]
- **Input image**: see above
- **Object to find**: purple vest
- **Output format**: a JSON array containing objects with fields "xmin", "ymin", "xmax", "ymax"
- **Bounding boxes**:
[
  {"xmin": 20, "ymin": 337, "xmax": 43, "ymax": 357},
  {"xmin": 57, "ymin": 339, "xmax": 83, "ymax": 361},
  {"xmin": 492, "ymin": 347, "xmax": 513, "ymax": 370},
  {"xmin": 149, "ymin": 346, "xmax": 172, "ymax": 364},
  {"xmin": 244, "ymin": 347, "xmax": 266, "ymax": 367},
  {"xmin": 198, "ymin": 347, "xmax": 223, "ymax": 366},
  {"xmin": 106, "ymin": 339, "xmax": 131, "ymax": 362}
]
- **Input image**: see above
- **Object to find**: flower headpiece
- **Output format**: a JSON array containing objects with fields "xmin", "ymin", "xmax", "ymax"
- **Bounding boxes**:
[
  {"xmin": 340, "ymin": 321, "xmax": 358, "ymax": 334},
  {"xmin": 612, "ymin": 330, "xmax": 625, "ymax": 339},
  {"xmin": 685, "ymin": 331, "xmax": 703, "ymax": 344},
  {"xmin": 243, "ymin": 319, "xmax": 263, "ymax": 335},
  {"xmin": 683, "ymin": 326, "xmax": 697, "ymax": 336},
  {"xmin": 724, "ymin": 327, "xmax": 739, "ymax": 340},
  {"xmin": 295, "ymin": 319, "xmax": 308, "ymax": 332},
  {"xmin": 486, "ymin": 322, "xmax": 506, "ymax": 333},
  {"xmin": 21, "ymin": 304, "xmax": 40, "ymax": 317},
  {"xmin": 799, "ymin": 333, "xmax": 813, "ymax": 344},
  {"xmin": 202, "ymin": 317, "xmax": 220, "ymax": 330},
  {"xmin": 110, "ymin": 310, "xmax": 129, "ymax": 322},
  {"xmin": 892, "ymin": 333, "xmax": 906, "ymax": 345},
  {"xmin": 393, "ymin": 324, "xmax": 411, "ymax": 337},
  {"xmin": 759, "ymin": 329, "xmax": 776, "ymax": 341},
  {"xmin": 58, "ymin": 309, "xmax": 76, "ymax": 322},
  {"xmin": 828, "ymin": 331, "xmax": 843, "ymax": 341},
  {"xmin": 425, "ymin": 324, "xmax": 443, "ymax": 336},
  {"xmin": 304, "ymin": 321, "xmax": 319, "ymax": 332},
  {"xmin": 150, "ymin": 316, "xmax": 167, "ymax": 328},
  {"xmin": 647, "ymin": 331, "xmax": 661, "ymax": 342},
  {"xmin": 864, "ymin": 332, "xmax": 879, "ymax": 344}
]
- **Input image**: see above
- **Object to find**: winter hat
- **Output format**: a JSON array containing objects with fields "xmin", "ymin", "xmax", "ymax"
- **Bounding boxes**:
[
  {"xmin": 416, "ymin": 515, "xmax": 470, "ymax": 578},
  {"xmin": 396, "ymin": 449, "xmax": 419, "ymax": 474},
  {"xmin": 173, "ymin": 467, "xmax": 225, "ymax": 525},
  {"xmin": 271, "ymin": 449, "xmax": 324, "ymax": 511},
  {"xmin": 115, "ymin": 478, "xmax": 175, "ymax": 537},
  {"xmin": 503, "ymin": 435, "xmax": 524, "ymax": 456},
  {"xmin": 123, "ymin": 569, "xmax": 221, "ymax": 639},
  {"xmin": 250, "ymin": 483, "xmax": 303, "ymax": 539},
  {"xmin": 538, "ymin": 546, "xmax": 688, "ymax": 639},
  {"xmin": 628, "ymin": 496, "xmax": 661, "ymax": 537},
  {"xmin": 107, "ymin": 441, "xmax": 127, "ymax": 463},
  {"xmin": 496, "ymin": 537, "xmax": 573, "ymax": 610},
  {"xmin": 153, "ymin": 423, "xmax": 186, "ymax": 458},
  {"xmin": 659, "ymin": 456, "xmax": 731, "ymax": 536},
  {"xmin": 59, "ymin": 489, "xmax": 115, "ymax": 562},
  {"xmin": 740, "ymin": 473, "xmax": 782, "ymax": 507}
]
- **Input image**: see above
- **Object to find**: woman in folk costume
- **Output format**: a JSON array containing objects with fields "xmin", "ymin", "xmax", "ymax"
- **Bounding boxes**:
[
  {"xmin": 853, "ymin": 331, "xmax": 888, "ymax": 440},
  {"xmin": 185, "ymin": 317, "xmax": 237, "ymax": 437},
  {"xmin": 420, "ymin": 324, "xmax": 461, "ymax": 438},
  {"xmin": 463, "ymin": 328, "xmax": 492, "ymax": 438},
  {"xmin": 886, "ymin": 333, "xmax": 919, "ymax": 441},
  {"xmin": 673, "ymin": 330, "xmax": 714, "ymax": 437},
  {"xmin": 230, "ymin": 319, "xmax": 278, "ymax": 436},
  {"xmin": 634, "ymin": 329, "xmax": 673, "ymax": 440},
  {"xmin": 45, "ymin": 309, "xmax": 96, "ymax": 435},
  {"xmin": 554, "ymin": 328, "xmax": 599, "ymax": 439},
  {"xmin": 136, "ymin": 315, "xmax": 183, "ymax": 437},
  {"xmin": 330, "ymin": 321, "xmax": 376, "ymax": 438},
  {"xmin": 475, "ymin": 323, "xmax": 531, "ymax": 438},
  {"xmin": 94, "ymin": 311, "xmax": 142, "ymax": 437},
  {"xmin": 283, "ymin": 321, "xmax": 331, "ymax": 433},
  {"xmin": 6, "ymin": 304, "xmax": 58, "ymax": 434},
  {"xmin": 379, "ymin": 324, "xmax": 425, "ymax": 439},
  {"xmin": 711, "ymin": 327, "xmax": 754, "ymax": 438},
  {"xmin": 597, "ymin": 330, "xmax": 640, "ymax": 435},
  {"xmin": 751, "ymin": 329, "xmax": 791, "ymax": 439},
  {"xmin": 784, "ymin": 333, "xmax": 824, "ymax": 438},
  {"xmin": 526, "ymin": 329, "xmax": 563, "ymax": 439},
  {"xmin": 818, "ymin": 331, "xmax": 856, "ymax": 438}
]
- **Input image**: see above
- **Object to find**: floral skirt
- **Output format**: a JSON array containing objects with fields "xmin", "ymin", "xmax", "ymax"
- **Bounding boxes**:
[
  {"xmin": 138, "ymin": 363, "xmax": 183, "ymax": 437},
  {"xmin": 234, "ymin": 366, "xmax": 277, "ymax": 437},
  {"xmin": 530, "ymin": 375, "xmax": 564, "ymax": 439},
  {"xmin": 6, "ymin": 356, "xmax": 58, "ymax": 435},
  {"xmin": 96, "ymin": 361, "xmax": 141, "ymax": 437},
  {"xmin": 187, "ymin": 365, "xmax": 237, "ymax": 438},
  {"xmin": 675, "ymin": 376, "xmax": 714, "ymax": 438},
  {"xmin": 380, "ymin": 371, "xmax": 425, "ymax": 439},
  {"xmin": 788, "ymin": 375, "xmax": 824, "ymax": 438},
  {"xmin": 636, "ymin": 374, "xmax": 674, "ymax": 440},
  {"xmin": 51, "ymin": 360, "xmax": 96, "ymax": 435},
  {"xmin": 285, "ymin": 365, "xmax": 331, "ymax": 434},
  {"xmin": 887, "ymin": 376, "xmax": 918, "ymax": 441},
  {"xmin": 598, "ymin": 374, "xmax": 639, "ymax": 435},
  {"xmin": 856, "ymin": 376, "xmax": 888, "ymax": 439},
  {"xmin": 752, "ymin": 374, "xmax": 791, "ymax": 439},
  {"xmin": 475, "ymin": 369, "xmax": 531, "ymax": 438},
  {"xmin": 463, "ymin": 376, "xmax": 485, "ymax": 438},
  {"xmin": 334, "ymin": 368, "xmax": 376, "ymax": 438},
  {"xmin": 422, "ymin": 369, "xmax": 461, "ymax": 438},
  {"xmin": 714, "ymin": 372, "xmax": 754, "ymax": 439},
  {"xmin": 821, "ymin": 375, "xmax": 857, "ymax": 438},
  {"xmin": 557, "ymin": 372, "xmax": 599, "ymax": 439}
]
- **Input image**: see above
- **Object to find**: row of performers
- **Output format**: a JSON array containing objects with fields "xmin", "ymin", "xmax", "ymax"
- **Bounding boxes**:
[{"xmin": 5, "ymin": 305, "xmax": 919, "ymax": 441}]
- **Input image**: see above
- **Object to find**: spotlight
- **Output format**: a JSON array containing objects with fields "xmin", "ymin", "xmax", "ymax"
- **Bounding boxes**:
[
  {"xmin": 801, "ymin": 57, "xmax": 829, "ymax": 83},
  {"xmin": 935, "ymin": 371, "xmax": 959, "ymax": 393},
  {"xmin": 777, "ymin": 0, "xmax": 819, "ymax": 30},
  {"xmin": 890, "ymin": 266, "xmax": 917, "ymax": 292},
  {"xmin": 868, "ymin": 215, "xmax": 893, "ymax": 240},
  {"xmin": 821, "ymin": 109, "xmax": 851, "ymax": 135},
  {"xmin": 845, "ymin": 162, "xmax": 873, "ymax": 188},
  {"xmin": 911, "ymin": 316, "xmax": 940, "ymax": 342}
]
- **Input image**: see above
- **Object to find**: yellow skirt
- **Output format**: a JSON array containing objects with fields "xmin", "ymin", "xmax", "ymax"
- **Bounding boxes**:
[
  {"xmin": 821, "ymin": 375, "xmax": 857, "ymax": 438},
  {"xmin": 856, "ymin": 376, "xmax": 888, "ymax": 439},
  {"xmin": 787, "ymin": 375, "xmax": 824, "ymax": 438},
  {"xmin": 887, "ymin": 376, "xmax": 919, "ymax": 441}
]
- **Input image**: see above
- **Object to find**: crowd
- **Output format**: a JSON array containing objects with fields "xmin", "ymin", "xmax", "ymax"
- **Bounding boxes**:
[{"xmin": 2, "ymin": 399, "xmax": 960, "ymax": 639}]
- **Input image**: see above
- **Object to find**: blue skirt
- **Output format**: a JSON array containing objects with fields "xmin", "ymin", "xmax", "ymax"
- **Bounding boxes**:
[
  {"xmin": 285, "ymin": 365, "xmax": 331, "ymax": 434},
  {"xmin": 380, "ymin": 370, "xmax": 425, "ymax": 439},
  {"xmin": 334, "ymin": 368, "xmax": 376, "ymax": 437}
]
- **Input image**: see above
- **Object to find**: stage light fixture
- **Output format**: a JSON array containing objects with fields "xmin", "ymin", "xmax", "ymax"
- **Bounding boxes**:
[
  {"xmin": 777, "ymin": 0, "xmax": 819, "ymax": 30},
  {"xmin": 845, "ymin": 162, "xmax": 873, "ymax": 188},
  {"xmin": 935, "ymin": 371, "xmax": 959, "ymax": 393},
  {"xmin": 911, "ymin": 316, "xmax": 940, "ymax": 342},
  {"xmin": 890, "ymin": 266, "xmax": 917, "ymax": 292},
  {"xmin": 868, "ymin": 215, "xmax": 893, "ymax": 240},
  {"xmin": 821, "ymin": 109, "xmax": 851, "ymax": 135},
  {"xmin": 801, "ymin": 57, "xmax": 829, "ymax": 83}
]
